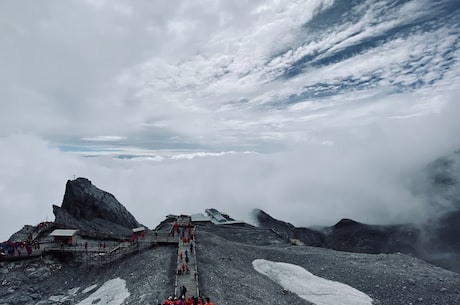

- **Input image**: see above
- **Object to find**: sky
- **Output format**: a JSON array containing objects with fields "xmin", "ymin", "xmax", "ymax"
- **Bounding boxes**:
[{"xmin": 1, "ymin": 0, "xmax": 460, "ymax": 241}]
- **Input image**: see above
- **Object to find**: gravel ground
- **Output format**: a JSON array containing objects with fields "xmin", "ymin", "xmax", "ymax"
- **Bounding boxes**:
[
  {"xmin": 0, "ymin": 245, "xmax": 177, "ymax": 305},
  {"xmin": 195, "ymin": 225, "xmax": 460, "ymax": 305},
  {"xmin": 1, "ymin": 224, "xmax": 459, "ymax": 305}
]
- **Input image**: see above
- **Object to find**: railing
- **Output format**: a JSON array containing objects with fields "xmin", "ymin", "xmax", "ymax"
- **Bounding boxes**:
[
  {"xmin": 191, "ymin": 229, "xmax": 200, "ymax": 298},
  {"xmin": 42, "ymin": 239, "xmax": 144, "ymax": 266}
]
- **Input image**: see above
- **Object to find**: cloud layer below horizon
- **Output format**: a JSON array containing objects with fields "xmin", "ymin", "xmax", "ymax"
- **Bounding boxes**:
[{"xmin": 1, "ymin": 0, "xmax": 459, "ymax": 240}]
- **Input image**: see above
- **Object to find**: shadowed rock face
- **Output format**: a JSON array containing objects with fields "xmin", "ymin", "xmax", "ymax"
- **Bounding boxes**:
[
  {"xmin": 326, "ymin": 218, "xmax": 420, "ymax": 255},
  {"xmin": 252, "ymin": 150, "xmax": 460, "ymax": 273},
  {"xmin": 423, "ymin": 150, "xmax": 460, "ymax": 210},
  {"xmin": 254, "ymin": 209, "xmax": 326, "ymax": 247},
  {"xmin": 3, "ymin": 223, "xmax": 460, "ymax": 305},
  {"xmin": 253, "ymin": 209, "xmax": 460, "ymax": 273},
  {"xmin": 53, "ymin": 178, "xmax": 141, "ymax": 236},
  {"xmin": 254, "ymin": 209, "xmax": 420, "ymax": 254}
]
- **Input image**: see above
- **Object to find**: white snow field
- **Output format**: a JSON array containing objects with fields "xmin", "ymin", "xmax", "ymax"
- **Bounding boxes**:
[
  {"xmin": 253, "ymin": 259, "xmax": 373, "ymax": 305},
  {"xmin": 76, "ymin": 278, "xmax": 130, "ymax": 305}
]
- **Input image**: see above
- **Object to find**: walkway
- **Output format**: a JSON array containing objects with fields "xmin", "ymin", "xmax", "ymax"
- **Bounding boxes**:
[
  {"xmin": 174, "ymin": 216, "xmax": 200, "ymax": 298},
  {"xmin": 1, "ymin": 217, "xmax": 202, "ymax": 298}
]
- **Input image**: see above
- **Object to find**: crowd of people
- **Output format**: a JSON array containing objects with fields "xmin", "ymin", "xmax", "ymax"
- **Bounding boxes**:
[
  {"xmin": 167, "ymin": 219, "xmax": 215, "ymax": 304},
  {"xmin": 170, "ymin": 221, "xmax": 194, "ymax": 242},
  {"xmin": 0, "ymin": 240, "xmax": 40, "ymax": 256},
  {"xmin": 161, "ymin": 296, "xmax": 214, "ymax": 305},
  {"xmin": 174, "ymin": 221, "xmax": 195, "ymax": 276},
  {"xmin": 0, "ymin": 221, "xmax": 52, "ymax": 257}
]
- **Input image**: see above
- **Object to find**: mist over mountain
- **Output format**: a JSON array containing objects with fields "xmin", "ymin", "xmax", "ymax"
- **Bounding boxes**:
[
  {"xmin": 1, "ymin": 177, "xmax": 460, "ymax": 305},
  {"xmin": 1, "ymin": 0, "xmax": 460, "ymax": 243},
  {"xmin": 1, "ymin": 1, "xmax": 460, "ymax": 303},
  {"xmin": 411, "ymin": 150, "xmax": 460, "ymax": 213}
]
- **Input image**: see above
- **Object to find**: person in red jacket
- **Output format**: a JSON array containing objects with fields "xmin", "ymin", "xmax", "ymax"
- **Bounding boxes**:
[
  {"xmin": 204, "ymin": 297, "xmax": 214, "ymax": 305},
  {"xmin": 163, "ymin": 296, "xmax": 173, "ymax": 305},
  {"xmin": 185, "ymin": 296, "xmax": 193, "ymax": 305}
]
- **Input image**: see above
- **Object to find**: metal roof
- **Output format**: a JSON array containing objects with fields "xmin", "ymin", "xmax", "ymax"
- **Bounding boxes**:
[
  {"xmin": 132, "ymin": 227, "xmax": 146, "ymax": 233},
  {"xmin": 191, "ymin": 210, "xmax": 245, "ymax": 225},
  {"xmin": 191, "ymin": 213, "xmax": 211, "ymax": 222},
  {"xmin": 205, "ymin": 208, "xmax": 227, "ymax": 223},
  {"xmin": 50, "ymin": 229, "xmax": 78, "ymax": 237}
]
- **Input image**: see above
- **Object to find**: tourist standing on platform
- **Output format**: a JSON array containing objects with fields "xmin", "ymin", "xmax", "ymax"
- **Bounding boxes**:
[{"xmin": 180, "ymin": 285, "xmax": 187, "ymax": 297}]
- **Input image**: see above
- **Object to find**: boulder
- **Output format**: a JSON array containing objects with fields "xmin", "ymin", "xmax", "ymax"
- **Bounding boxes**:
[{"xmin": 53, "ymin": 178, "xmax": 142, "ymax": 237}]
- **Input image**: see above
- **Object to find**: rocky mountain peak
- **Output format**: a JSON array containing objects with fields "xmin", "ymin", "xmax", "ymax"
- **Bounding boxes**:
[
  {"xmin": 53, "ymin": 177, "xmax": 141, "ymax": 236},
  {"xmin": 252, "ymin": 209, "xmax": 294, "ymax": 228},
  {"xmin": 333, "ymin": 218, "xmax": 361, "ymax": 228}
]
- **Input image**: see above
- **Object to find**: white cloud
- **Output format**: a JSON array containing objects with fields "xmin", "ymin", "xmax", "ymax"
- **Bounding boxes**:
[
  {"xmin": 1, "ymin": 91, "xmax": 459, "ymax": 241},
  {"xmin": 81, "ymin": 136, "xmax": 127, "ymax": 142},
  {"xmin": 0, "ymin": 0, "xmax": 459, "ymax": 241}
]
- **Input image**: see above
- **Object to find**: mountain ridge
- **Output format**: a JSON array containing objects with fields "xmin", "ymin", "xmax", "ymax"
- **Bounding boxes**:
[
  {"xmin": 1, "ymin": 178, "xmax": 460, "ymax": 304},
  {"xmin": 52, "ymin": 177, "xmax": 143, "ymax": 237}
]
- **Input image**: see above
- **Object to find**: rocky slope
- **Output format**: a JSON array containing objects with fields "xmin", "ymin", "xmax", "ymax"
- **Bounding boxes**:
[
  {"xmin": 53, "ymin": 178, "xmax": 142, "ymax": 237},
  {"xmin": 196, "ymin": 224, "xmax": 460, "ymax": 305},
  {"xmin": 253, "ymin": 150, "xmax": 460, "ymax": 274},
  {"xmin": 1, "ymin": 222, "xmax": 460, "ymax": 305},
  {"xmin": 254, "ymin": 208, "xmax": 460, "ymax": 274},
  {"xmin": 2, "ymin": 174, "xmax": 460, "ymax": 305}
]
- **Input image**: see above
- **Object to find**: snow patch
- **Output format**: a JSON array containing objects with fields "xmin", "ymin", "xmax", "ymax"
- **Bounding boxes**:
[
  {"xmin": 82, "ymin": 284, "xmax": 98, "ymax": 294},
  {"xmin": 76, "ymin": 278, "xmax": 130, "ymax": 305},
  {"xmin": 48, "ymin": 295, "xmax": 69, "ymax": 302},
  {"xmin": 68, "ymin": 287, "xmax": 80, "ymax": 296},
  {"xmin": 253, "ymin": 259, "xmax": 373, "ymax": 305}
]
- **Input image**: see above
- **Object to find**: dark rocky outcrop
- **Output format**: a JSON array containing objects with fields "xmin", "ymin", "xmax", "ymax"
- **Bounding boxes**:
[
  {"xmin": 254, "ymin": 209, "xmax": 326, "ymax": 246},
  {"xmin": 2, "ymin": 214, "xmax": 460, "ymax": 305},
  {"xmin": 326, "ymin": 218, "xmax": 419, "ymax": 254},
  {"xmin": 52, "ymin": 177, "xmax": 142, "ymax": 237},
  {"xmin": 412, "ymin": 150, "xmax": 460, "ymax": 211},
  {"xmin": 435, "ymin": 210, "xmax": 460, "ymax": 252},
  {"xmin": 419, "ymin": 210, "xmax": 460, "ymax": 272},
  {"xmin": 8, "ymin": 225, "xmax": 34, "ymax": 242},
  {"xmin": 253, "ymin": 209, "xmax": 460, "ymax": 273}
]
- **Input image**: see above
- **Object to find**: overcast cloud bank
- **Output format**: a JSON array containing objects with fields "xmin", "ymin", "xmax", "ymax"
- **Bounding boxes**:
[{"xmin": 1, "ymin": 0, "xmax": 459, "ymax": 240}]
